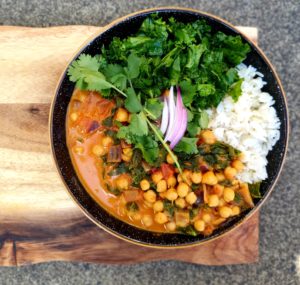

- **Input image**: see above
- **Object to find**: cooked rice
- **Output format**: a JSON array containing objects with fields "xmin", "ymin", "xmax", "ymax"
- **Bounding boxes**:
[{"xmin": 207, "ymin": 63, "xmax": 280, "ymax": 183}]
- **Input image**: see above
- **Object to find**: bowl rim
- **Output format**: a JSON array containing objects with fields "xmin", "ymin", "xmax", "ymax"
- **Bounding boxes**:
[{"xmin": 49, "ymin": 6, "xmax": 289, "ymax": 248}]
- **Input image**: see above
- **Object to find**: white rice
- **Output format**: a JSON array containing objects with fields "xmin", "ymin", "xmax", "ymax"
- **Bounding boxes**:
[{"xmin": 207, "ymin": 63, "xmax": 280, "ymax": 183}]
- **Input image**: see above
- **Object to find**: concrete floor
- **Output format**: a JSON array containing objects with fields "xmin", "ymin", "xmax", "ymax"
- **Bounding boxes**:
[{"xmin": 0, "ymin": 0, "xmax": 299, "ymax": 284}]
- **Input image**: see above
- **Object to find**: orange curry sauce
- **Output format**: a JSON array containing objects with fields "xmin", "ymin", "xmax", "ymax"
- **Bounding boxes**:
[{"xmin": 66, "ymin": 89, "xmax": 167, "ymax": 232}]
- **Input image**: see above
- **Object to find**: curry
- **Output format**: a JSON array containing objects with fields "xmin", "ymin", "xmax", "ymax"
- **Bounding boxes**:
[{"xmin": 66, "ymin": 89, "xmax": 254, "ymax": 236}]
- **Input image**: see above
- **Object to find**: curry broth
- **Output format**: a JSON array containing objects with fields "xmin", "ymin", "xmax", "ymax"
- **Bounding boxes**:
[
  {"xmin": 66, "ymin": 90, "xmax": 167, "ymax": 232},
  {"xmin": 66, "ymin": 89, "xmax": 252, "ymax": 236}
]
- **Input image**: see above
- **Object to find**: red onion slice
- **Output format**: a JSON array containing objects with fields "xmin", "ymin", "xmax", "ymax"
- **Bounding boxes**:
[
  {"xmin": 169, "ymin": 87, "xmax": 188, "ymax": 148},
  {"xmin": 160, "ymin": 96, "xmax": 169, "ymax": 134},
  {"xmin": 164, "ymin": 86, "xmax": 175, "ymax": 141}
]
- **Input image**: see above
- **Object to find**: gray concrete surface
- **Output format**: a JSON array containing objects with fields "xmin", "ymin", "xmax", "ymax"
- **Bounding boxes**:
[{"xmin": 0, "ymin": 0, "xmax": 299, "ymax": 284}]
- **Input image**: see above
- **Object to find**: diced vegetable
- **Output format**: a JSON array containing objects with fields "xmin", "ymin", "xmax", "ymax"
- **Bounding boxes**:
[
  {"xmin": 175, "ymin": 210, "xmax": 190, "ymax": 227},
  {"xmin": 107, "ymin": 145, "xmax": 122, "ymax": 162}
]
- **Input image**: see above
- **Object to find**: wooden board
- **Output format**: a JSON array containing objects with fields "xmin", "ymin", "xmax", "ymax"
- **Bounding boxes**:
[{"xmin": 0, "ymin": 25, "xmax": 259, "ymax": 267}]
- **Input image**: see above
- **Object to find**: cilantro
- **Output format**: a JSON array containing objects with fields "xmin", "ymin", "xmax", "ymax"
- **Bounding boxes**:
[
  {"xmin": 135, "ymin": 136, "xmax": 159, "ymax": 165},
  {"xmin": 125, "ymin": 88, "xmax": 142, "ymax": 113},
  {"xmin": 174, "ymin": 137, "xmax": 198, "ymax": 154},
  {"xmin": 228, "ymin": 78, "xmax": 243, "ymax": 102},
  {"xmin": 68, "ymin": 15, "xmax": 251, "ymax": 169},
  {"xmin": 144, "ymin": 98, "xmax": 163, "ymax": 119},
  {"xmin": 125, "ymin": 53, "xmax": 142, "ymax": 79},
  {"xmin": 199, "ymin": 111, "xmax": 209, "ymax": 129}
]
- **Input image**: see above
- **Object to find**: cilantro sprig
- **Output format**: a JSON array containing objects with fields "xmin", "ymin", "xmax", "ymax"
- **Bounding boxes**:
[{"xmin": 67, "ymin": 15, "xmax": 250, "ymax": 170}]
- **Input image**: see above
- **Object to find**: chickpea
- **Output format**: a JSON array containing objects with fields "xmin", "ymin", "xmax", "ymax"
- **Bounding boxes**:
[
  {"xmin": 123, "ymin": 148, "xmax": 133, "ymax": 156},
  {"xmin": 194, "ymin": 220, "xmax": 205, "ymax": 232},
  {"xmin": 153, "ymin": 200, "xmax": 164, "ymax": 212},
  {"xmin": 166, "ymin": 221, "xmax": 176, "ymax": 231},
  {"xmin": 166, "ymin": 153, "xmax": 175, "ymax": 164},
  {"xmin": 115, "ymin": 176, "xmax": 130, "ymax": 190},
  {"xmin": 202, "ymin": 171, "xmax": 218, "ymax": 185},
  {"xmin": 143, "ymin": 200, "xmax": 153, "ymax": 209},
  {"xmin": 224, "ymin": 166, "xmax": 237, "ymax": 180},
  {"xmin": 157, "ymin": 179, "xmax": 167, "ymax": 192},
  {"xmin": 177, "ymin": 182, "xmax": 190, "ymax": 198},
  {"xmin": 219, "ymin": 206, "xmax": 232, "ymax": 218},
  {"xmin": 142, "ymin": 215, "xmax": 153, "ymax": 227},
  {"xmin": 115, "ymin": 107, "xmax": 129, "ymax": 122},
  {"xmin": 92, "ymin": 144, "xmax": 106, "ymax": 156},
  {"xmin": 201, "ymin": 130, "xmax": 216, "ymax": 144},
  {"xmin": 215, "ymin": 172, "xmax": 225, "ymax": 182},
  {"xmin": 143, "ymin": 190, "xmax": 156, "ymax": 203},
  {"xmin": 102, "ymin": 136, "xmax": 113, "ymax": 147},
  {"xmin": 213, "ymin": 184, "xmax": 224, "ymax": 197},
  {"xmin": 151, "ymin": 171, "xmax": 163, "ymax": 184},
  {"xmin": 132, "ymin": 212, "xmax": 141, "ymax": 221},
  {"xmin": 232, "ymin": 206, "xmax": 241, "ymax": 216},
  {"xmin": 223, "ymin": 187, "xmax": 235, "ymax": 202},
  {"xmin": 121, "ymin": 154, "xmax": 132, "ymax": 162},
  {"xmin": 140, "ymin": 179, "xmax": 150, "ymax": 191},
  {"xmin": 202, "ymin": 213, "xmax": 211, "ymax": 223},
  {"xmin": 166, "ymin": 188, "xmax": 178, "ymax": 201},
  {"xmin": 159, "ymin": 192, "xmax": 167, "ymax": 199},
  {"xmin": 175, "ymin": 197, "xmax": 186, "ymax": 209},
  {"xmin": 70, "ymin": 112, "xmax": 78, "ymax": 122},
  {"xmin": 177, "ymin": 174, "xmax": 183, "ymax": 183},
  {"xmin": 232, "ymin": 160, "xmax": 244, "ymax": 172},
  {"xmin": 74, "ymin": 146, "xmax": 84, "ymax": 155},
  {"xmin": 185, "ymin": 192, "xmax": 197, "ymax": 205},
  {"xmin": 154, "ymin": 212, "xmax": 168, "ymax": 224},
  {"xmin": 182, "ymin": 169, "xmax": 192, "ymax": 183},
  {"xmin": 208, "ymin": 194, "xmax": 219, "ymax": 207},
  {"xmin": 167, "ymin": 176, "xmax": 177, "ymax": 188},
  {"xmin": 218, "ymin": 198, "xmax": 226, "ymax": 207},
  {"xmin": 191, "ymin": 172, "xmax": 202, "ymax": 184}
]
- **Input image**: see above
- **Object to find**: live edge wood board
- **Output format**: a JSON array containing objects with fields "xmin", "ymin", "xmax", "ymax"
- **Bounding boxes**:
[{"xmin": 0, "ymin": 25, "xmax": 259, "ymax": 267}]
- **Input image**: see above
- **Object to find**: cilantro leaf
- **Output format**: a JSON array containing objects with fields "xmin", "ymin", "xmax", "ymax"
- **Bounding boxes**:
[
  {"xmin": 228, "ymin": 78, "xmax": 243, "ymax": 102},
  {"xmin": 67, "ymin": 54, "xmax": 115, "ymax": 96},
  {"xmin": 126, "ymin": 53, "xmax": 142, "ymax": 80},
  {"xmin": 144, "ymin": 98, "xmax": 163, "ymax": 119},
  {"xmin": 180, "ymin": 80, "xmax": 197, "ymax": 106},
  {"xmin": 130, "ymin": 112, "xmax": 148, "ymax": 136},
  {"xmin": 174, "ymin": 137, "xmax": 198, "ymax": 154},
  {"xmin": 135, "ymin": 136, "xmax": 159, "ymax": 164},
  {"xmin": 125, "ymin": 88, "xmax": 142, "ymax": 113},
  {"xmin": 199, "ymin": 111, "xmax": 209, "ymax": 129}
]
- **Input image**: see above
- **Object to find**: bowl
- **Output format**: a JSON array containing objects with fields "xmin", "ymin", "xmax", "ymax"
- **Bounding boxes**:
[{"xmin": 50, "ymin": 7, "xmax": 289, "ymax": 247}]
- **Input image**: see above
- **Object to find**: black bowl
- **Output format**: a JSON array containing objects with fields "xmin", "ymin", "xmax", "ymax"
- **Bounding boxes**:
[{"xmin": 50, "ymin": 7, "xmax": 289, "ymax": 247}]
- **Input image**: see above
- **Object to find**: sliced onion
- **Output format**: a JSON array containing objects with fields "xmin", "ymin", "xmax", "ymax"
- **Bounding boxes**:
[
  {"xmin": 160, "ymin": 96, "xmax": 169, "ymax": 134},
  {"xmin": 159, "ymin": 85, "xmax": 188, "ymax": 149},
  {"xmin": 169, "ymin": 87, "xmax": 188, "ymax": 149},
  {"xmin": 164, "ymin": 86, "xmax": 175, "ymax": 141}
]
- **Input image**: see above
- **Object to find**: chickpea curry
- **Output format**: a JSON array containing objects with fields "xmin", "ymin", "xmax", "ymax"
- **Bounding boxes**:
[
  {"xmin": 66, "ymin": 89, "xmax": 256, "ymax": 236},
  {"xmin": 66, "ymin": 15, "xmax": 260, "ymax": 236}
]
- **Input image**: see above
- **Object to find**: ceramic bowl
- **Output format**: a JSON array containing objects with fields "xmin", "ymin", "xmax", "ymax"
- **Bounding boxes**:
[{"xmin": 50, "ymin": 7, "xmax": 289, "ymax": 247}]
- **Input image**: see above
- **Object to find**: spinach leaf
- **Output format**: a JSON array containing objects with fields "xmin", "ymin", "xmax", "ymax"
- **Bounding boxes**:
[{"xmin": 249, "ymin": 182, "xmax": 262, "ymax": 198}]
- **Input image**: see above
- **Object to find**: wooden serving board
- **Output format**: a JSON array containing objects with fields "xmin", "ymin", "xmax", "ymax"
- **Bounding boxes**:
[{"xmin": 0, "ymin": 25, "xmax": 259, "ymax": 266}]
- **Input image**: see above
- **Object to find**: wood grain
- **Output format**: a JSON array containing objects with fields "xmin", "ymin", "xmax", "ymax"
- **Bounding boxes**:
[{"xmin": 0, "ymin": 25, "xmax": 258, "ymax": 266}]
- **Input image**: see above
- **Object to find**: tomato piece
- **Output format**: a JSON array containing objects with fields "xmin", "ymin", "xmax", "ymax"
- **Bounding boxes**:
[{"xmin": 161, "ymin": 163, "xmax": 175, "ymax": 180}]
